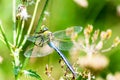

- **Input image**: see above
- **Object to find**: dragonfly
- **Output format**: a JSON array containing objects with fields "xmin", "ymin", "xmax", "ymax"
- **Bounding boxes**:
[{"xmin": 24, "ymin": 25, "xmax": 83, "ymax": 76}]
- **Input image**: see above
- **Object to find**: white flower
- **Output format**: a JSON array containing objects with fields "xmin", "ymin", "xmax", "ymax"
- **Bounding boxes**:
[{"xmin": 17, "ymin": 4, "xmax": 30, "ymax": 20}]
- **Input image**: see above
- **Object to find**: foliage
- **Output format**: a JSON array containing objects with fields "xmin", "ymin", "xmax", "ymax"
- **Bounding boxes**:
[{"xmin": 0, "ymin": 0, "xmax": 120, "ymax": 80}]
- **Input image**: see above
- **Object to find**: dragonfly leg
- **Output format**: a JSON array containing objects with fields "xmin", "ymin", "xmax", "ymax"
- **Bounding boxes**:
[
  {"xmin": 35, "ymin": 31, "xmax": 43, "ymax": 34},
  {"xmin": 39, "ymin": 38, "xmax": 44, "ymax": 47},
  {"xmin": 34, "ymin": 42, "xmax": 44, "ymax": 47}
]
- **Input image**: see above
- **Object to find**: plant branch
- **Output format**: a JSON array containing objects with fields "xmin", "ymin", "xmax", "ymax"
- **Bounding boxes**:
[
  {"xmin": 17, "ymin": 20, "xmax": 25, "ymax": 46},
  {"xmin": 16, "ymin": 20, "xmax": 22, "ymax": 46},
  {"xmin": 22, "ymin": 57, "xmax": 30, "ymax": 69},
  {"xmin": 0, "ymin": 36, "xmax": 13, "ymax": 47},
  {"xmin": 0, "ymin": 24, "xmax": 12, "ymax": 51},
  {"xmin": 13, "ymin": 0, "xmax": 17, "ymax": 46},
  {"xmin": 36, "ymin": 0, "xmax": 49, "ymax": 32}
]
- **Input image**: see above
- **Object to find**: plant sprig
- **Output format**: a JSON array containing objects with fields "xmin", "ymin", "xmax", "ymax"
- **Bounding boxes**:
[{"xmin": 0, "ymin": 0, "xmax": 50, "ymax": 80}]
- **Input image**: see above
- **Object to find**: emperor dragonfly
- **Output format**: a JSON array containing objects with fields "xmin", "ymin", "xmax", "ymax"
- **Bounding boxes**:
[{"xmin": 24, "ymin": 25, "xmax": 83, "ymax": 76}]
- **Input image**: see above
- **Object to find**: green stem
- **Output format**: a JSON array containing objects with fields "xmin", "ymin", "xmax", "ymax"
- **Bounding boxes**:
[
  {"xmin": 17, "ymin": 20, "xmax": 25, "ymax": 46},
  {"xmin": 19, "ymin": 0, "xmax": 41, "ymax": 50},
  {"xmin": 22, "ymin": 57, "xmax": 30, "ymax": 69},
  {"xmin": 0, "ymin": 24, "xmax": 12, "ymax": 52},
  {"xmin": 16, "ymin": 20, "xmax": 22, "ymax": 46},
  {"xmin": 13, "ymin": 50, "xmax": 21, "ymax": 80},
  {"xmin": 36, "ymin": 0, "xmax": 49, "ymax": 32},
  {"xmin": 13, "ymin": 0, "xmax": 17, "ymax": 46},
  {"xmin": 0, "ymin": 36, "xmax": 13, "ymax": 47},
  {"xmin": 0, "ymin": 35, "xmax": 5, "ymax": 44}
]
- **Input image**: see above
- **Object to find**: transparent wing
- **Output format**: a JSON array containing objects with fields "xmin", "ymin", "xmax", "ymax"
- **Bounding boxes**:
[
  {"xmin": 24, "ymin": 43, "xmax": 54, "ymax": 57},
  {"xmin": 53, "ymin": 26, "xmax": 83, "ymax": 40},
  {"xmin": 53, "ymin": 26, "xmax": 83, "ymax": 50},
  {"xmin": 25, "ymin": 34, "xmax": 38, "ymax": 43},
  {"xmin": 25, "ymin": 33, "xmax": 54, "ymax": 57},
  {"xmin": 24, "ymin": 26, "xmax": 83, "ymax": 57},
  {"xmin": 53, "ymin": 40, "xmax": 73, "ymax": 51}
]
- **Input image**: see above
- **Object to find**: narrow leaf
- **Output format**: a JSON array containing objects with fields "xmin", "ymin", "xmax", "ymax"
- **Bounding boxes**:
[{"xmin": 23, "ymin": 70, "xmax": 42, "ymax": 80}]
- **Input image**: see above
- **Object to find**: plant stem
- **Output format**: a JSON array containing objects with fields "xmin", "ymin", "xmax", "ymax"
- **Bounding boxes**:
[
  {"xmin": 16, "ymin": 20, "xmax": 22, "ymax": 46},
  {"xmin": 17, "ymin": 20, "xmax": 25, "ymax": 46},
  {"xmin": 36, "ymin": 0, "xmax": 49, "ymax": 32},
  {"xmin": 88, "ymin": 72, "xmax": 91, "ymax": 80},
  {"xmin": 0, "ymin": 36, "xmax": 13, "ymax": 47},
  {"xmin": 0, "ymin": 24, "xmax": 12, "ymax": 52},
  {"xmin": 13, "ymin": 0, "xmax": 17, "ymax": 46},
  {"xmin": 101, "ymin": 45, "xmax": 114, "ymax": 53},
  {"xmin": 22, "ymin": 57, "xmax": 30, "ymax": 69},
  {"xmin": 19, "ymin": 0, "xmax": 41, "ymax": 50}
]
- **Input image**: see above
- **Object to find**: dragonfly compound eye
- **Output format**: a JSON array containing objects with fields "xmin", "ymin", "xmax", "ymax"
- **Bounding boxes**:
[{"xmin": 41, "ymin": 25, "xmax": 48, "ymax": 31}]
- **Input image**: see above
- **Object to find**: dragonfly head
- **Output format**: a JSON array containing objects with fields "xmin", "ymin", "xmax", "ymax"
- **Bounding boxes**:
[{"xmin": 41, "ymin": 25, "xmax": 48, "ymax": 32}]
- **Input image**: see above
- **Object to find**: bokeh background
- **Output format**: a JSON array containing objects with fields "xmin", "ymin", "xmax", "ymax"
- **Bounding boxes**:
[{"xmin": 0, "ymin": 0, "xmax": 120, "ymax": 80}]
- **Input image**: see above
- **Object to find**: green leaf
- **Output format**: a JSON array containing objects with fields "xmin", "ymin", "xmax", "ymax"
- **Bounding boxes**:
[
  {"xmin": 76, "ymin": 75, "xmax": 82, "ymax": 80},
  {"xmin": 76, "ymin": 75, "xmax": 86, "ymax": 80},
  {"xmin": 23, "ymin": 70, "xmax": 42, "ymax": 80}
]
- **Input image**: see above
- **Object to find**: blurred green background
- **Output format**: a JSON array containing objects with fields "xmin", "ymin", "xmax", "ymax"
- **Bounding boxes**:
[{"xmin": 0, "ymin": 0, "xmax": 120, "ymax": 80}]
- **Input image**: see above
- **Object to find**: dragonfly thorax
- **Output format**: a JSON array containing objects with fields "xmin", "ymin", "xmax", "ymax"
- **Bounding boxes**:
[
  {"xmin": 33, "ymin": 31, "xmax": 53, "ymax": 47},
  {"xmin": 43, "ymin": 30, "xmax": 54, "ymax": 42}
]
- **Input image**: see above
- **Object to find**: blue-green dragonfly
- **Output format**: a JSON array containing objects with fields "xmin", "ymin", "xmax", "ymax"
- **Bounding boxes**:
[{"xmin": 24, "ymin": 25, "xmax": 83, "ymax": 76}]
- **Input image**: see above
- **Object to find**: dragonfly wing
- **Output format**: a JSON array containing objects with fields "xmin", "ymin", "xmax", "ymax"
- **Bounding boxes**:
[
  {"xmin": 53, "ymin": 40, "xmax": 73, "ymax": 51},
  {"xmin": 25, "ymin": 34, "xmax": 37, "ymax": 43},
  {"xmin": 53, "ymin": 26, "xmax": 83, "ymax": 51},
  {"xmin": 24, "ymin": 44, "xmax": 54, "ymax": 57},
  {"xmin": 25, "ymin": 33, "xmax": 43, "ymax": 43},
  {"xmin": 53, "ymin": 26, "xmax": 83, "ymax": 40}
]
